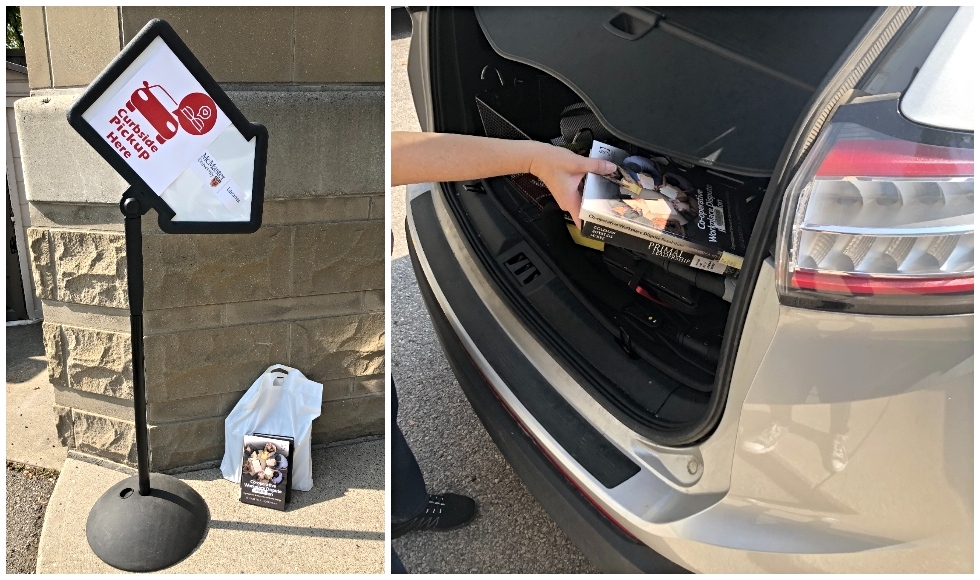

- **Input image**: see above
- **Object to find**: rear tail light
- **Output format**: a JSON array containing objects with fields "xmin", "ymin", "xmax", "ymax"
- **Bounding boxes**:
[{"xmin": 776, "ymin": 100, "xmax": 974, "ymax": 315}]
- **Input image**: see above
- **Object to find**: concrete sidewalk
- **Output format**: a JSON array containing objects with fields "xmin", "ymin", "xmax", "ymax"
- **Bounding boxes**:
[
  {"xmin": 9, "ymin": 315, "xmax": 385, "ymax": 574},
  {"xmin": 6, "ymin": 323, "xmax": 68, "ymax": 470},
  {"xmin": 37, "ymin": 439, "xmax": 384, "ymax": 574}
]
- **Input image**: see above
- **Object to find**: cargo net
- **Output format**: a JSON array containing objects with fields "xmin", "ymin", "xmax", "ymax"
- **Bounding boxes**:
[{"xmin": 475, "ymin": 92, "xmax": 556, "ymax": 209}]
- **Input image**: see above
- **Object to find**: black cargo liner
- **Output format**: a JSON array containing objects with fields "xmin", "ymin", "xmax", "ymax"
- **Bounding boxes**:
[
  {"xmin": 467, "ymin": 174, "xmax": 727, "ymax": 389},
  {"xmin": 469, "ymin": 79, "xmax": 764, "ymax": 382},
  {"xmin": 448, "ymin": 178, "xmax": 712, "ymax": 430}
]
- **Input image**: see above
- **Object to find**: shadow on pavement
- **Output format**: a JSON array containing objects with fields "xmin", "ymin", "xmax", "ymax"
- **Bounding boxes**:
[
  {"xmin": 392, "ymin": 7, "xmax": 412, "ymax": 40},
  {"xmin": 208, "ymin": 520, "xmax": 383, "ymax": 541},
  {"xmin": 6, "ymin": 324, "xmax": 47, "ymax": 384}
]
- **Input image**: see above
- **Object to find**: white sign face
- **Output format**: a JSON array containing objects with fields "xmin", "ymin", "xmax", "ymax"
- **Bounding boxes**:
[{"xmin": 81, "ymin": 38, "xmax": 255, "ymax": 223}]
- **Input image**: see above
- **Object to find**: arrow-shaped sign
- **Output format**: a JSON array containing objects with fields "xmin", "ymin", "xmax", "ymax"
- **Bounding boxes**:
[
  {"xmin": 64, "ymin": 19, "xmax": 271, "ymax": 572},
  {"xmin": 67, "ymin": 19, "xmax": 267, "ymax": 234}
]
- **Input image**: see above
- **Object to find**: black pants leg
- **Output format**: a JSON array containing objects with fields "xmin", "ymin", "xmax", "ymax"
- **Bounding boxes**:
[
  {"xmin": 391, "ymin": 547, "xmax": 408, "ymax": 574},
  {"xmin": 391, "ymin": 381, "xmax": 428, "ymax": 523}
]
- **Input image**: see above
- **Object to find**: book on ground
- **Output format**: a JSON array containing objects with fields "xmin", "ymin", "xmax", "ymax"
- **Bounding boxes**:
[{"xmin": 240, "ymin": 433, "xmax": 293, "ymax": 511}]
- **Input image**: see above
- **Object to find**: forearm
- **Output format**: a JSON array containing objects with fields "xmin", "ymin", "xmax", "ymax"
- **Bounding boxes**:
[{"xmin": 392, "ymin": 131, "xmax": 546, "ymax": 186}]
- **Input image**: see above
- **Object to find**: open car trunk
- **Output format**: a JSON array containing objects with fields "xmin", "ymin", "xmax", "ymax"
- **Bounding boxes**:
[{"xmin": 423, "ymin": 7, "xmax": 877, "ymax": 443}]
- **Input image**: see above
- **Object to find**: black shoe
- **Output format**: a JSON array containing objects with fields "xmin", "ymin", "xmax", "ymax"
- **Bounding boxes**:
[{"xmin": 392, "ymin": 493, "xmax": 476, "ymax": 539}]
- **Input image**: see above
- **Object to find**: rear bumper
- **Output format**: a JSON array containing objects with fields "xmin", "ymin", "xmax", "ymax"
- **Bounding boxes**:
[{"xmin": 406, "ymin": 194, "xmax": 685, "ymax": 573}]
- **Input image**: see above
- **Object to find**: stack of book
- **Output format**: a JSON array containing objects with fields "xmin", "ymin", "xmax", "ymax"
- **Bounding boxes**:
[{"xmin": 578, "ymin": 141, "xmax": 763, "ymax": 277}]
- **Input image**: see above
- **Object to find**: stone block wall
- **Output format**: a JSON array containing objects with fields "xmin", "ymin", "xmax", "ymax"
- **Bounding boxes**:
[{"xmin": 17, "ymin": 7, "xmax": 385, "ymax": 470}]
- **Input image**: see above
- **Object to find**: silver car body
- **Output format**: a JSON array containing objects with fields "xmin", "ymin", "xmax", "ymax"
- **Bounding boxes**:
[{"xmin": 407, "ymin": 6, "xmax": 973, "ymax": 573}]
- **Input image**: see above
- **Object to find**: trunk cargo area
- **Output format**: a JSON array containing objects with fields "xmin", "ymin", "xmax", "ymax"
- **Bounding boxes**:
[{"xmin": 425, "ymin": 7, "xmax": 875, "ymax": 441}]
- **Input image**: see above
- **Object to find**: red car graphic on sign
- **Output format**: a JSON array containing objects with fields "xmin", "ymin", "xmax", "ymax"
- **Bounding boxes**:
[{"xmin": 126, "ymin": 81, "xmax": 180, "ymax": 144}]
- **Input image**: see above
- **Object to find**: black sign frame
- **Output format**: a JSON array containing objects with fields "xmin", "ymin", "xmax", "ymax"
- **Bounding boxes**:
[{"xmin": 67, "ymin": 18, "xmax": 267, "ymax": 234}]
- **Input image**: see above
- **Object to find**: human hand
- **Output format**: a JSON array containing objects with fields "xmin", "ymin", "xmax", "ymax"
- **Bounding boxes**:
[{"xmin": 527, "ymin": 143, "xmax": 616, "ymax": 229}]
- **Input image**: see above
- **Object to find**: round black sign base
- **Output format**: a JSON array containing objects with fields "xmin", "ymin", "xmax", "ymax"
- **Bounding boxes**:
[{"xmin": 86, "ymin": 473, "xmax": 209, "ymax": 572}]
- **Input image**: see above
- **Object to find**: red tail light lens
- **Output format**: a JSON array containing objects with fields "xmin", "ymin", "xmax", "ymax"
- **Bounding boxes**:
[
  {"xmin": 776, "ymin": 101, "xmax": 974, "ymax": 315},
  {"xmin": 815, "ymin": 139, "xmax": 973, "ymax": 178}
]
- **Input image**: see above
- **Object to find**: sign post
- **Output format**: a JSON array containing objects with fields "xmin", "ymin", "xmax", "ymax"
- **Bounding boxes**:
[{"xmin": 66, "ymin": 19, "xmax": 268, "ymax": 572}]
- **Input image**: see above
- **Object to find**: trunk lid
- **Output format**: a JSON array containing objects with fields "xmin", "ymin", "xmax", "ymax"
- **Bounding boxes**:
[{"xmin": 475, "ymin": 7, "xmax": 877, "ymax": 175}]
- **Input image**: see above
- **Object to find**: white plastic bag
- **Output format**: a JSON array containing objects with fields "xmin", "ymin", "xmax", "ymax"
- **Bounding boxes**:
[{"xmin": 220, "ymin": 364, "xmax": 322, "ymax": 491}]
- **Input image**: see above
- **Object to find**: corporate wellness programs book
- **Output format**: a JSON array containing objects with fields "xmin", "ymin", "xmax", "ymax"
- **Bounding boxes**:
[{"xmin": 240, "ymin": 433, "xmax": 293, "ymax": 511}]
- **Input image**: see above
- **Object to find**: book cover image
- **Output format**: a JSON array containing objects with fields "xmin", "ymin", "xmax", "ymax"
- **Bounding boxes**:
[
  {"xmin": 240, "ymin": 434, "xmax": 292, "ymax": 511},
  {"xmin": 579, "ymin": 141, "xmax": 763, "ymax": 273}
]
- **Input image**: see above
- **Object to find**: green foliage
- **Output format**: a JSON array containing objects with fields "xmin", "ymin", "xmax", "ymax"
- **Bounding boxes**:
[{"xmin": 7, "ymin": 6, "xmax": 24, "ymax": 50}]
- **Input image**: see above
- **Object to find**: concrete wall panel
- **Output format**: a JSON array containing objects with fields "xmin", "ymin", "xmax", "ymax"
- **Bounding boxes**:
[
  {"xmin": 20, "ymin": 7, "xmax": 51, "ymax": 89},
  {"xmin": 16, "ymin": 89, "xmax": 383, "ymax": 204},
  {"xmin": 236, "ymin": 90, "xmax": 385, "ymax": 198},
  {"xmin": 45, "ymin": 7, "xmax": 121, "ymax": 87},
  {"xmin": 15, "ymin": 95, "xmax": 128, "ymax": 204},
  {"xmin": 53, "ymin": 230, "xmax": 128, "ymax": 309},
  {"xmin": 292, "ymin": 220, "xmax": 385, "ymax": 296},
  {"xmin": 313, "ymin": 396, "xmax": 384, "ymax": 445},
  {"xmin": 143, "ymin": 322, "xmax": 290, "ymax": 403},
  {"xmin": 295, "ymin": 7, "xmax": 385, "ymax": 83},
  {"xmin": 121, "ymin": 7, "xmax": 293, "ymax": 83},
  {"xmin": 142, "ymin": 226, "xmax": 291, "ymax": 310},
  {"xmin": 289, "ymin": 312, "xmax": 385, "ymax": 382}
]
